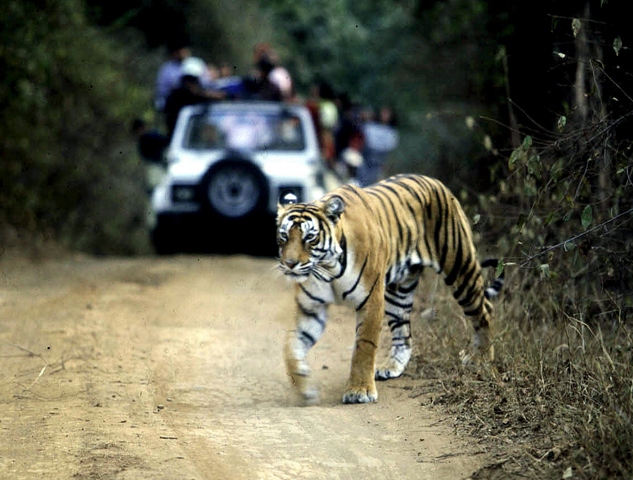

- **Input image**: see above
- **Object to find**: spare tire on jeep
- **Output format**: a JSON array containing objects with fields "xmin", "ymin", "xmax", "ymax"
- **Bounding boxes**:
[{"xmin": 202, "ymin": 158, "xmax": 268, "ymax": 219}]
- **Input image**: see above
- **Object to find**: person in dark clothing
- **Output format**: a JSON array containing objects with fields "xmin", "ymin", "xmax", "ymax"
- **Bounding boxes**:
[
  {"xmin": 255, "ymin": 56, "xmax": 283, "ymax": 101},
  {"xmin": 164, "ymin": 74, "xmax": 225, "ymax": 139},
  {"xmin": 242, "ymin": 56, "xmax": 282, "ymax": 101},
  {"xmin": 334, "ymin": 93, "xmax": 356, "ymax": 159},
  {"xmin": 131, "ymin": 118, "xmax": 169, "ymax": 164},
  {"xmin": 131, "ymin": 118, "xmax": 171, "ymax": 195}
]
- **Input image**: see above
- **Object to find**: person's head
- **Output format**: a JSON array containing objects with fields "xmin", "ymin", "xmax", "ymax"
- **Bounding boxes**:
[
  {"xmin": 318, "ymin": 81, "xmax": 336, "ymax": 101},
  {"xmin": 219, "ymin": 63, "xmax": 234, "ymax": 78},
  {"xmin": 167, "ymin": 40, "xmax": 191, "ymax": 62},
  {"xmin": 256, "ymin": 56, "xmax": 275, "ymax": 78},
  {"xmin": 337, "ymin": 92, "xmax": 352, "ymax": 112},
  {"xmin": 379, "ymin": 106, "xmax": 398, "ymax": 127},
  {"xmin": 360, "ymin": 106, "xmax": 375, "ymax": 122},
  {"xmin": 206, "ymin": 63, "xmax": 220, "ymax": 80},
  {"xmin": 253, "ymin": 42, "xmax": 272, "ymax": 63},
  {"xmin": 268, "ymin": 50, "xmax": 281, "ymax": 66},
  {"xmin": 179, "ymin": 74, "xmax": 201, "ymax": 92}
]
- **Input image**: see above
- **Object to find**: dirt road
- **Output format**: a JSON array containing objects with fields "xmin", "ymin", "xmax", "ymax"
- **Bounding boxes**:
[{"xmin": 0, "ymin": 253, "xmax": 486, "ymax": 479}]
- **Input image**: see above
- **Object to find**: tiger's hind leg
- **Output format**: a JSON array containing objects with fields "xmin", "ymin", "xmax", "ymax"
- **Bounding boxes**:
[
  {"xmin": 452, "ymin": 267, "xmax": 495, "ymax": 365},
  {"xmin": 375, "ymin": 277, "xmax": 418, "ymax": 381},
  {"xmin": 460, "ymin": 299, "xmax": 494, "ymax": 366}
]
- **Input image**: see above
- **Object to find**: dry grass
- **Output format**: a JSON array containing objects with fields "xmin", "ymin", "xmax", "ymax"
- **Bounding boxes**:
[{"xmin": 407, "ymin": 269, "xmax": 633, "ymax": 479}]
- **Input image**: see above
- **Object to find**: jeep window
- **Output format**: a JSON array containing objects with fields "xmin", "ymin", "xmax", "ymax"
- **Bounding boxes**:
[{"xmin": 183, "ymin": 110, "xmax": 305, "ymax": 152}]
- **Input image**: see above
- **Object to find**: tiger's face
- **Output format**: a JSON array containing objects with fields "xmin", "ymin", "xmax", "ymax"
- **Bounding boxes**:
[{"xmin": 276, "ymin": 194, "xmax": 345, "ymax": 282}]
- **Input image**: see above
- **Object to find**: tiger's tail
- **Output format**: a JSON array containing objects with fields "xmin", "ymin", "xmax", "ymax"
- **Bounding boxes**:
[{"xmin": 481, "ymin": 258, "xmax": 504, "ymax": 300}]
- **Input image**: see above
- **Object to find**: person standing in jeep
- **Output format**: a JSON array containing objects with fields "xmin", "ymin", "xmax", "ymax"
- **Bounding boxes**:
[
  {"xmin": 164, "ymin": 69, "xmax": 226, "ymax": 139},
  {"xmin": 154, "ymin": 41, "xmax": 192, "ymax": 112}
]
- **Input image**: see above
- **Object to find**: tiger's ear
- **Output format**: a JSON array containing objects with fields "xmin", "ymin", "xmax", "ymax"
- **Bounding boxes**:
[{"xmin": 323, "ymin": 195, "xmax": 345, "ymax": 223}]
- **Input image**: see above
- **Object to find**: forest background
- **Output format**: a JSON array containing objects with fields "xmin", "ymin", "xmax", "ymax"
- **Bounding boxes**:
[{"xmin": 1, "ymin": 0, "xmax": 632, "ymax": 478}]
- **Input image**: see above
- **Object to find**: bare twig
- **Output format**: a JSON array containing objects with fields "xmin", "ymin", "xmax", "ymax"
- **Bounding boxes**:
[
  {"xmin": 1, "ymin": 342, "xmax": 51, "ymax": 391},
  {"xmin": 520, "ymin": 207, "xmax": 633, "ymax": 267}
]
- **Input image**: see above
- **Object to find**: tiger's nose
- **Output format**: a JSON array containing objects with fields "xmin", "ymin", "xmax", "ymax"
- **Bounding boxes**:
[{"xmin": 284, "ymin": 259, "xmax": 299, "ymax": 269}]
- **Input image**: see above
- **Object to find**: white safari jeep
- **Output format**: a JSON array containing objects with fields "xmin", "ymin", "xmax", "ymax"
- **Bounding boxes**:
[{"xmin": 150, "ymin": 101, "xmax": 327, "ymax": 254}]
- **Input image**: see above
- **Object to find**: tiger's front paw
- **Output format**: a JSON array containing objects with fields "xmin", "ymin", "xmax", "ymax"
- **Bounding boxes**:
[
  {"xmin": 299, "ymin": 386, "xmax": 320, "ymax": 406},
  {"xmin": 342, "ymin": 384, "xmax": 378, "ymax": 404},
  {"xmin": 288, "ymin": 376, "xmax": 321, "ymax": 406}
]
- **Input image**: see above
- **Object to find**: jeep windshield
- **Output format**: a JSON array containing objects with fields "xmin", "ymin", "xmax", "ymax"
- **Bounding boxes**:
[{"xmin": 182, "ymin": 108, "xmax": 306, "ymax": 152}]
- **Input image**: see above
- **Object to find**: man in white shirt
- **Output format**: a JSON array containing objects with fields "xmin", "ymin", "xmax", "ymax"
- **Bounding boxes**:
[{"xmin": 155, "ymin": 42, "xmax": 191, "ymax": 112}]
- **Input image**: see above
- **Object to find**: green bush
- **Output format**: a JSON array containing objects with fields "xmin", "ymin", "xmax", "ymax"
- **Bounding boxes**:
[{"xmin": 0, "ymin": 0, "xmax": 151, "ymax": 254}]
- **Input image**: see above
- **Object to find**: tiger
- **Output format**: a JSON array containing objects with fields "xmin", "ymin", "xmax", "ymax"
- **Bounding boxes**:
[{"xmin": 276, "ymin": 174, "xmax": 504, "ymax": 405}]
